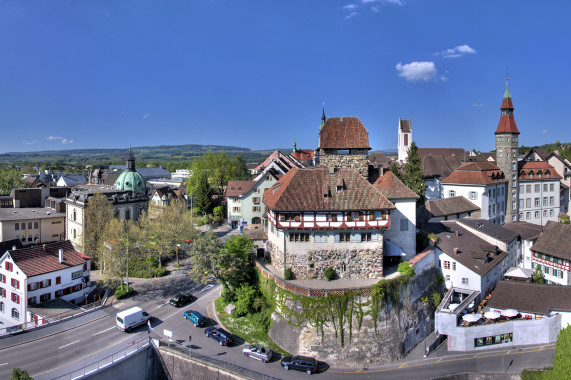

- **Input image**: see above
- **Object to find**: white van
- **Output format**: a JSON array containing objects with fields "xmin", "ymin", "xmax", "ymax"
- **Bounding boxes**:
[{"xmin": 116, "ymin": 306, "xmax": 150, "ymax": 332}]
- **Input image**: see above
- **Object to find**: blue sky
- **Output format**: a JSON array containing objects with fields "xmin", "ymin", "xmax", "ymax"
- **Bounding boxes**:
[{"xmin": 1, "ymin": 0, "xmax": 570, "ymax": 155}]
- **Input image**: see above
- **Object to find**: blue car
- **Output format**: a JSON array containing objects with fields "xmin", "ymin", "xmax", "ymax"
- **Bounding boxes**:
[
  {"xmin": 183, "ymin": 310, "xmax": 206, "ymax": 327},
  {"xmin": 204, "ymin": 327, "xmax": 233, "ymax": 346}
]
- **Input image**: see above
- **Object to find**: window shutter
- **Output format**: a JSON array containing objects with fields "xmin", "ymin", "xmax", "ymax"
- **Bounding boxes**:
[
  {"xmin": 56, "ymin": 276, "xmax": 61, "ymax": 285},
  {"xmin": 36, "ymin": 281, "xmax": 41, "ymax": 289},
  {"xmin": 16, "ymin": 280, "xmax": 19, "ymax": 289},
  {"xmin": 48, "ymin": 279, "xmax": 52, "ymax": 287},
  {"xmin": 28, "ymin": 284, "xmax": 32, "ymax": 292},
  {"xmin": 334, "ymin": 234, "xmax": 340, "ymax": 243}
]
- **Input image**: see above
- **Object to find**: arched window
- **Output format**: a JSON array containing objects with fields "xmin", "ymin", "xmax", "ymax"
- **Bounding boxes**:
[
  {"xmin": 252, "ymin": 217, "xmax": 261, "ymax": 225},
  {"xmin": 12, "ymin": 308, "xmax": 19, "ymax": 320}
]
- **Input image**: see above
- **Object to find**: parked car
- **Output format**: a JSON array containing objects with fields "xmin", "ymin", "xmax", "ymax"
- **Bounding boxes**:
[
  {"xmin": 280, "ymin": 355, "xmax": 317, "ymax": 375},
  {"xmin": 183, "ymin": 310, "xmax": 206, "ymax": 327},
  {"xmin": 242, "ymin": 344, "xmax": 273, "ymax": 363},
  {"xmin": 169, "ymin": 294, "xmax": 193, "ymax": 307},
  {"xmin": 204, "ymin": 327, "xmax": 233, "ymax": 346}
]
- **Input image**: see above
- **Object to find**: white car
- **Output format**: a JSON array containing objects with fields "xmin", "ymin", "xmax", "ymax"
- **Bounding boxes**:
[{"xmin": 242, "ymin": 344, "xmax": 273, "ymax": 363}]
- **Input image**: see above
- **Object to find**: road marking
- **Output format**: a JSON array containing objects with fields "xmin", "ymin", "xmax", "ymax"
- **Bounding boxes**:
[
  {"xmin": 156, "ymin": 301, "xmax": 169, "ymax": 309},
  {"xmin": 437, "ymin": 357, "xmax": 442, "ymax": 362},
  {"xmin": 472, "ymin": 354, "xmax": 478, "ymax": 358},
  {"xmin": 162, "ymin": 284, "xmax": 221, "ymax": 323},
  {"xmin": 0, "ymin": 363, "xmax": 8, "ymax": 367},
  {"xmin": 398, "ymin": 362, "xmax": 407, "ymax": 368},
  {"xmin": 59, "ymin": 340, "xmax": 80, "ymax": 349},
  {"xmin": 202, "ymin": 284, "xmax": 214, "ymax": 291},
  {"xmin": 355, "ymin": 369, "xmax": 363, "ymax": 373},
  {"xmin": 93, "ymin": 327, "xmax": 115, "ymax": 336}
]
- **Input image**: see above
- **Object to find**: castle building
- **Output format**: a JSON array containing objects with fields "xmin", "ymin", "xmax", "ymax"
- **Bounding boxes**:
[{"xmin": 494, "ymin": 79, "xmax": 520, "ymax": 222}]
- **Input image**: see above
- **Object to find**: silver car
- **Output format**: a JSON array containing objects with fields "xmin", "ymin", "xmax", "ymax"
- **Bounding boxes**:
[{"xmin": 242, "ymin": 344, "xmax": 273, "ymax": 363}]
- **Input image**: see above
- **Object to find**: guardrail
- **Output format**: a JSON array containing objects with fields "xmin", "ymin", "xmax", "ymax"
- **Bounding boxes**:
[
  {"xmin": 0, "ymin": 288, "xmax": 109, "ymax": 337},
  {"xmin": 256, "ymin": 261, "xmax": 374, "ymax": 297},
  {"xmin": 52, "ymin": 337, "xmax": 149, "ymax": 380}
]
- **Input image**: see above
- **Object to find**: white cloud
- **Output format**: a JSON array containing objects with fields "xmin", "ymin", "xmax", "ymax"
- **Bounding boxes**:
[
  {"xmin": 47, "ymin": 136, "xmax": 73, "ymax": 144},
  {"xmin": 47, "ymin": 136, "xmax": 63, "ymax": 140},
  {"xmin": 22, "ymin": 140, "xmax": 36, "ymax": 145},
  {"xmin": 62, "ymin": 139, "xmax": 74, "ymax": 144},
  {"xmin": 370, "ymin": 5, "xmax": 380, "ymax": 12},
  {"xmin": 395, "ymin": 61, "xmax": 438, "ymax": 82},
  {"xmin": 541, "ymin": 130, "xmax": 548, "ymax": 134},
  {"xmin": 343, "ymin": 3, "xmax": 357, "ymax": 10},
  {"xmin": 436, "ymin": 44, "xmax": 477, "ymax": 58},
  {"xmin": 345, "ymin": 11, "xmax": 358, "ymax": 19},
  {"xmin": 472, "ymin": 103, "xmax": 485, "ymax": 107},
  {"xmin": 142, "ymin": 113, "xmax": 150, "ymax": 119},
  {"xmin": 362, "ymin": 0, "xmax": 404, "ymax": 4}
]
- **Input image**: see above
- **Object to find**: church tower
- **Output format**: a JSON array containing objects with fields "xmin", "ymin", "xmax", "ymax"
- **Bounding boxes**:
[
  {"xmin": 398, "ymin": 118, "xmax": 412, "ymax": 163},
  {"xmin": 494, "ymin": 79, "xmax": 520, "ymax": 223}
]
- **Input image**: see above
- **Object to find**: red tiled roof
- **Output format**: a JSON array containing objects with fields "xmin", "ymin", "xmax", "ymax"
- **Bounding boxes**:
[
  {"xmin": 319, "ymin": 117, "xmax": 370, "ymax": 150},
  {"xmin": 7, "ymin": 241, "xmax": 89, "ymax": 278},
  {"xmin": 263, "ymin": 167, "xmax": 394, "ymax": 212},
  {"xmin": 517, "ymin": 161, "xmax": 562, "ymax": 180},
  {"xmin": 373, "ymin": 171, "xmax": 419, "ymax": 200},
  {"xmin": 291, "ymin": 149, "xmax": 315, "ymax": 160},
  {"xmin": 409, "ymin": 248, "xmax": 432, "ymax": 266},
  {"xmin": 441, "ymin": 161, "xmax": 507, "ymax": 185},
  {"xmin": 225, "ymin": 181, "xmax": 256, "ymax": 197}
]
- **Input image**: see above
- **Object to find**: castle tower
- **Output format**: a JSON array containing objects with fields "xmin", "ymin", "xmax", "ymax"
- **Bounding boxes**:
[
  {"xmin": 398, "ymin": 118, "xmax": 412, "ymax": 163},
  {"xmin": 494, "ymin": 79, "xmax": 520, "ymax": 223}
]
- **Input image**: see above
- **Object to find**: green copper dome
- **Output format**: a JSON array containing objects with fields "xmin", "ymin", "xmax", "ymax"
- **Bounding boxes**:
[
  {"xmin": 114, "ymin": 147, "xmax": 146, "ymax": 192},
  {"xmin": 503, "ymin": 79, "xmax": 511, "ymax": 99},
  {"xmin": 115, "ymin": 170, "xmax": 146, "ymax": 192}
]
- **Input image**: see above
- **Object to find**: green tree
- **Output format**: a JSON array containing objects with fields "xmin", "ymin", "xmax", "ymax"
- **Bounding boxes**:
[
  {"xmin": 99, "ymin": 219, "xmax": 139, "ymax": 289},
  {"xmin": 0, "ymin": 168, "xmax": 26, "ymax": 194},
  {"xmin": 186, "ymin": 151, "xmax": 249, "ymax": 198},
  {"xmin": 532, "ymin": 265, "xmax": 545, "ymax": 283},
  {"xmin": 389, "ymin": 163, "xmax": 401, "ymax": 179},
  {"xmin": 193, "ymin": 171, "xmax": 213, "ymax": 215},
  {"xmin": 188, "ymin": 232, "xmax": 254, "ymax": 294},
  {"xmin": 82, "ymin": 193, "xmax": 112, "ymax": 264},
  {"xmin": 11, "ymin": 368, "xmax": 33, "ymax": 380},
  {"xmin": 400, "ymin": 141, "xmax": 426, "ymax": 205}
]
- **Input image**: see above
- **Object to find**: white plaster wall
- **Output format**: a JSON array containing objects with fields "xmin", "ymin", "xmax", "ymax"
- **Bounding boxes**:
[
  {"xmin": 383, "ymin": 199, "xmax": 416, "ymax": 260},
  {"xmin": 425, "ymin": 178, "xmax": 442, "ymax": 201},
  {"xmin": 518, "ymin": 179, "xmax": 560, "ymax": 225}
]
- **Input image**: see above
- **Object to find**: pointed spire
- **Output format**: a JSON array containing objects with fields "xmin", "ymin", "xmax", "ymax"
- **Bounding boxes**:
[
  {"xmin": 319, "ymin": 102, "xmax": 326, "ymax": 131},
  {"xmin": 293, "ymin": 134, "xmax": 297, "ymax": 153},
  {"xmin": 495, "ymin": 78, "xmax": 519, "ymax": 135},
  {"xmin": 503, "ymin": 77, "xmax": 511, "ymax": 100}
]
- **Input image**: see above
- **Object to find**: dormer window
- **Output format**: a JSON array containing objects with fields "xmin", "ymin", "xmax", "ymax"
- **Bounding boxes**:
[
  {"xmin": 336, "ymin": 185, "xmax": 343, "ymax": 192},
  {"xmin": 545, "ymin": 171, "xmax": 550, "ymax": 178}
]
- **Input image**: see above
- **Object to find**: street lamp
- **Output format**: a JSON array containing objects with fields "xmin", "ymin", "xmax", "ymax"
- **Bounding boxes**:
[{"xmin": 176, "ymin": 243, "xmax": 181, "ymax": 266}]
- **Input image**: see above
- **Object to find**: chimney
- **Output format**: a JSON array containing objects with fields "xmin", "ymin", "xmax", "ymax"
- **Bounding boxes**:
[
  {"xmin": 42, "ymin": 244, "xmax": 46, "ymax": 251},
  {"xmin": 12, "ymin": 245, "xmax": 16, "ymax": 250},
  {"xmin": 58, "ymin": 248, "xmax": 64, "ymax": 263},
  {"xmin": 455, "ymin": 230, "xmax": 459, "ymax": 237},
  {"xmin": 454, "ymin": 247, "xmax": 459, "ymax": 255}
]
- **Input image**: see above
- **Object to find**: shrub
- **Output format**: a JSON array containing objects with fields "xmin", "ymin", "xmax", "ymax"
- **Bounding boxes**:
[
  {"xmin": 432, "ymin": 290, "xmax": 441, "ymax": 308},
  {"xmin": 115, "ymin": 286, "xmax": 134, "ymax": 300},
  {"xmin": 221, "ymin": 288, "xmax": 237, "ymax": 305},
  {"xmin": 264, "ymin": 254, "xmax": 271, "ymax": 264},
  {"xmin": 251, "ymin": 308, "xmax": 272, "ymax": 331},
  {"xmin": 235, "ymin": 284, "xmax": 259, "ymax": 317},
  {"xmin": 284, "ymin": 268, "xmax": 293, "ymax": 280},
  {"xmin": 324, "ymin": 267, "xmax": 335, "ymax": 281},
  {"xmin": 427, "ymin": 233, "xmax": 441, "ymax": 243},
  {"xmin": 435, "ymin": 274, "xmax": 445, "ymax": 284},
  {"xmin": 398, "ymin": 261, "xmax": 415, "ymax": 278},
  {"xmin": 152, "ymin": 266, "xmax": 167, "ymax": 277},
  {"xmin": 421, "ymin": 296, "xmax": 429, "ymax": 304}
]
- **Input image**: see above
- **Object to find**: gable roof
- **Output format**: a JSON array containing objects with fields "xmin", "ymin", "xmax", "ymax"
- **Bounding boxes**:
[
  {"xmin": 225, "ymin": 180, "xmax": 256, "ymax": 197},
  {"xmin": 6, "ymin": 240, "xmax": 89, "ymax": 277},
  {"xmin": 517, "ymin": 161, "xmax": 562, "ymax": 180},
  {"xmin": 373, "ymin": 171, "xmax": 419, "ymax": 200},
  {"xmin": 431, "ymin": 221, "xmax": 508, "ymax": 277},
  {"xmin": 523, "ymin": 147, "xmax": 549, "ymax": 162},
  {"xmin": 421, "ymin": 154, "xmax": 464, "ymax": 179},
  {"xmin": 501, "ymin": 221, "xmax": 544, "ymax": 241},
  {"xmin": 455, "ymin": 218, "xmax": 519, "ymax": 243},
  {"xmin": 530, "ymin": 221, "xmax": 571, "ymax": 261},
  {"xmin": 319, "ymin": 117, "xmax": 370, "ymax": 150},
  {"xmin": 263, "ymin": 167, "xmax": 394, "ymax": 212},
  {"xmin": 441, "ymin": 161, "xmax": 507, "ymax": 185},
  {"xmin": 0, "ymin": 239, "xmax": 23, "ymax": 254},
  {"xmin": 488, "ymin": 280, "xmax": 571, "ymax": 314},
  {"xmin": 417, "ymin": 196, "xmax": 480, "ymax": 223}
]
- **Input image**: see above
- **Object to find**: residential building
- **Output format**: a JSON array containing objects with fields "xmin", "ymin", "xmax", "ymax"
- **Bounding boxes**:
[
  {"xmin": 0, "ymin": 241, "xmax": 90, "ymax": 326},
  {"xmin": 0, "ymin": 208, "xmax": 65, "ymax": 246},
  {"xmin": 529, "ymin": 221, "xmax": 571, "ymax": 285},
  {"xmin": 263, "ymin": 167, "xmax": 394, "ymax": 280},
  {"xmin": 417, "ymin": 196, "xmax": 481, "ymax": 225},
  {"xmin": 517, "ymin": 161, "xmax": 561, "ymax": 225},
  {"xmin": 494, "ymin": 79, "xmax": 520, "ymax": 223},
  {"xmin": 418, "ymin": 149, "xmax": 465, "ymax": 201},
  {"xmin": 226, "ymin": 170, "xmax": 282, "ymax": 229},
  {"xmin": 56, "ymin": 174, "xmax": 86, "ymax": 187},
  {"xmin": 502, "ymin": 221, "xmax": 543, "ymax": 268},
  {"xmin": 374, "ymin": 171, "xmax": 419, "ymax": 260},
  {"xmin": 546, "ymin": 152, "xmax": 571, "ymax": 215},
  {"xmin": 252, "ymin": 149, "xmax": 305, "ymax": 176},
  {"xmin": 148, "ymin": 186, "xmax": 186, "ymax": 217},
  {"xmin": 441, "ymin": 162, "xmax": 508, "ymax": 225},
  {"xmin": 426, "ymin": 219, "xmax": 518, "ymax": 297}
]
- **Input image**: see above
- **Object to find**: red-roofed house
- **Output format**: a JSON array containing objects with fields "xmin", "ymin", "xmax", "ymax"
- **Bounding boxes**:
[
  {"xmin": 441, "ymin": 161, "xmax": 508, "ymax": 225},
  {"xmin": 0, "ymin": 241, "xmax": 91, "ymax": 327},
  {"xmin": 517, "ymin": 161, "xmax": 561, "ymax": 225},
  {"xmin": 263, "ymin": 167, "xmax": 394, "ymax": 280}
]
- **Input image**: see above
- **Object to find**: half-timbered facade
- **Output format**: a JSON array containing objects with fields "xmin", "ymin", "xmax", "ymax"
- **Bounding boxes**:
[{"xmin": 263, "ymin": 167, "xmax": 395, "ymax": 280}]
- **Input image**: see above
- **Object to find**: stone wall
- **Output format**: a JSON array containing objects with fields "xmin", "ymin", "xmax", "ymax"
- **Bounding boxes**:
[
  {"xmin": 268, "ymin": 268, "xmax": 443, "ymax": 366},
  {"xmin": 266, "ymin": 239, "xmax": 383, "ymax": 279},
  {"xmin": 318, "ymin": 148, "xmax": 369, "ymax": 179}
]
